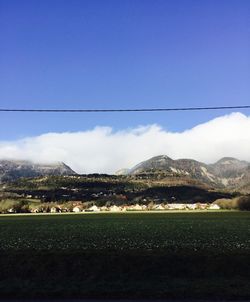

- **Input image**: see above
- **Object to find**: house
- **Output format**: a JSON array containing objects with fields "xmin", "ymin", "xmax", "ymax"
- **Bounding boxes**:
[
  {"xmin": 7, "ymin": 208, "xmax": 15, "ymax": 213},
  {"xmin": 197, "ymin": 203, "xmax": 208, "ymax": 210},
  {"xmin": 168, "ymin": 203, "xmax": 186, "ymax": 210},
  {"xmin": 152, "ymin": 204, "xmax": 165, "ymax": 211},
  {"xmin": 100, "ymin": 206, "xmax": 108, "ymax": 211},
  {"xmin": 133, "ymin": 204, "xmax": 143, "ymax": 211},
  {"xmin": 208, "ymin": 204, "xmax": 220, "ymax": 210},
  {"xmin": 73, "ymin": 206, "xmax": 82, "ymax": 213},
  {"xmin": 31, "ymin": 208, "xmax": 40, "ymax": 213},
  {"xmin": 60, "ymin": 207, "xmax": 70, "ymax": 213},
  {"xmin": 109, "ymin": 205, "xmax": 121, "ymax": 212},
  {"xmin": 50, "ymin": 207, "xmax": 60, "ymax": 213},
  {"xmin": 88, "ymin": 205, "xmax": 100, "ymax": 212},
  {"xmin": 127, "ymin": 204, "xmax": 143, "ymax": 211},
  {"xmin": 186, "ymin": 204, "xmax": 197, "ymax": 210}
]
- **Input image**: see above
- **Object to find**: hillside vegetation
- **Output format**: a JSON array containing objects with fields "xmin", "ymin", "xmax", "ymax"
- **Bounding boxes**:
[{"xmin": 0, "ymin": 174, "xmax": 237, "ymax": 213}]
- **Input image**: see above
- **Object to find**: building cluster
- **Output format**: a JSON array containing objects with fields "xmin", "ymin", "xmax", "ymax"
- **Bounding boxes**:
[{"xmin": 29, "ymin": 202, "xmax": 220, "ymax": 214}]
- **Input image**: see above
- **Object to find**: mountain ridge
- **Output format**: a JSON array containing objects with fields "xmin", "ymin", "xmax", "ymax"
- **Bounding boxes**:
[
  {"xmin": 123, "ymin": 155, "xmax": 250, "ymax": 190},
  {"xmin": 1, "ymin": 156, "xmax": 250, "ymax": 192},
  {"xmin": 0, "ymin": 159, "xmax": 76, "ymax": 182}
]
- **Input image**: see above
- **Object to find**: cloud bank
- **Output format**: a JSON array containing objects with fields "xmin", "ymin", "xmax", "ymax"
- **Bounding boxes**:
[{"xmin": 0, "ymin": 112, "xmax": 250, "ymax": 174}]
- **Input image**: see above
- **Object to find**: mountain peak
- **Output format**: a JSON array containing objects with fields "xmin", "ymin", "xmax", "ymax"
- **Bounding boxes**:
[{"xmin": 215, "ymin": 157, "xmax": 241, "ymax": 165}]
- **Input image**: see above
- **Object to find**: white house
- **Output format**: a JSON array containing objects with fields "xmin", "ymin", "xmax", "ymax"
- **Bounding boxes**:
[
  {"xmin": 168, "ymin": 203, "xmax": 186, "ymax": 210},
  {"xmin": 127, "ymin": 204, "xmax": 143, "ymax": 211},
  {"xmin": 186, "ymin": 204, "xmax": 197, "ymax": 210},
  {"xmin": 7, "ymin": 208, "xmax": 15, "ymax": 213},
  {"xmin": 73, "ymin": 206, "xmax": 82, "ymax": 213},
  {"xmin": 100, "ymin": 206, "xmax": 108, "ymax": 211},
  {"xmin": 198, "ymin": 203, "xmax": 208, "ymax": 210},
  {"xmin": 88, "ymin": 205, "xmax": 100, "ymax": 212},
  {"xmin": 153, "ymin": 204, "xmax": 165, "ymax": 211},
  {"xmin": 133, "ymin": 204, "xmax": 143, "ymax": 211},
  {"xmin": 31, "ymin": 208, "xmax": 40, "ymax": 213},
  {"xmin": 109, "ymin": 205, "xmax": 121, "ymax": 212},
  {"xmin": 208, "ymin": 204, "xmax": 220, "ymax": 210},
  {"xmin": 50, "ymin": 207, "xmax": 61, "ymax": 213}
]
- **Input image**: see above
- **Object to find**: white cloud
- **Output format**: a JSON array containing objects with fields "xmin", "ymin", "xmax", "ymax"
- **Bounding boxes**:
[{"xmin": 0, "ymin": 112, "xmax": 250, "ymax": 174}]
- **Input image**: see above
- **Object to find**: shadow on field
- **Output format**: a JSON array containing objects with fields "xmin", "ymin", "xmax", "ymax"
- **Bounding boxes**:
[{"xmin": 1, "ymin": 250, "xmax": 250, "ymax": 299}]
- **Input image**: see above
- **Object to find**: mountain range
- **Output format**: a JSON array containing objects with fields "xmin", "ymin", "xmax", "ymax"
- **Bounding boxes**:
[
  {"xmin": 0, "ymin": 156, "xmax": 250, "ymax": 192},
  {"xmin": 122, "ymin": 155, "xmax": 250, "ymax": 192}
]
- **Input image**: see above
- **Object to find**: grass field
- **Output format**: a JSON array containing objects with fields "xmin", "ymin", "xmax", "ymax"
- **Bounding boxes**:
[{"xmin": 1, "ymin": 211, "xmax": 250, "ymax": 299}]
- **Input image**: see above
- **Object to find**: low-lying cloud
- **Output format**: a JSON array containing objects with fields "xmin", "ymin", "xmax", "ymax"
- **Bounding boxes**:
[{"xmin": 0, "ymin": 112, "xmax": 250, "ymax": 174}]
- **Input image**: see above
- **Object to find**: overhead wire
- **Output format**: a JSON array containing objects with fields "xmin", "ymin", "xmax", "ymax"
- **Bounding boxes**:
[{"xmin": 0, "ymin": 105, "xmax": 249, "ymax": 113}]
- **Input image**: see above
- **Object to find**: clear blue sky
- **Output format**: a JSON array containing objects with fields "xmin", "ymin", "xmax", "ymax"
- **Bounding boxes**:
[{"xmin": 0, "ymin": 0, "xmax": 249, "ymax": 140}]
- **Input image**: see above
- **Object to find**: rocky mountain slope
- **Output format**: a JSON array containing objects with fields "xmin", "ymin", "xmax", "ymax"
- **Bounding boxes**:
[
  {"xmin": 127, "ymin": 155, "xmax": 250, "ymax": 190},
  {"xmin": 1, "ymin": 156, "xmax": 250, "ymax": 192},
  {"xmin": 0, "ymin": 160, "xmax": 76, "ymax": 182}
]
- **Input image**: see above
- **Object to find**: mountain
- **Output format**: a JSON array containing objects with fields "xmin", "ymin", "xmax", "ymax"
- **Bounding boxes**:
[
  {"xmin": 0, "ymin": 160, "xmax": 76, "ymax": 182},
  {"xmin": 115, "ymin": 168, "xmax": 130, "ymax": 176},
  {"xmin": 126, "ymin": 155, "xmax": 250, "ymax": 190},
  {"xmin": 2, "ymin": 156, "xmax": 250, "ymax": 192},
  {"xmin": 211, "ymin": 157, "xmax": 249, "ymax": 177}
]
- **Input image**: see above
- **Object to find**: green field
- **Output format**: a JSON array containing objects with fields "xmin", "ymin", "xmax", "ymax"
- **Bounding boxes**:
[{"xmin": 1, "ymin": 211, "xmax": 250, "ymax": 299}]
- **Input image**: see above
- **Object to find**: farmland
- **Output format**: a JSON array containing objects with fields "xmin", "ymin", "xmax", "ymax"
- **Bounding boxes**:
[{"xmin": 1, "ymin": 211, "xmax": 250, "ymax": 299}]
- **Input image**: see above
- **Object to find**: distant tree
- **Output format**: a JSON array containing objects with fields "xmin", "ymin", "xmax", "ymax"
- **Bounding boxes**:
[
  {"xmin": 237, "ymin": 195, "xmax": 250, "ymax": 211},
  {"xmin": 19, "ymin": 200, "xmax": 30, "ymax": 212},
  {"xmin": 214, "ymin": 198, "xmax": 238, "ymax": 210},
  {"xmin": 147, "ymin": 201, "xmax": 155, "ymax": 210}
]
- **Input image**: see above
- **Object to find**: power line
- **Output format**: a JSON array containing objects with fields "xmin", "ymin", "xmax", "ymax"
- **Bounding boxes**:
[{"xmin": 0, "ymin": 105, "xmax": 249, "ymax": 113}]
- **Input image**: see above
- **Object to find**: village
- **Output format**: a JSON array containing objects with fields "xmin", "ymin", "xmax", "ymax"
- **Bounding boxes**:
[{"xmin": 25, "ymin": 202, "xmax": 221, "ymax": 214}]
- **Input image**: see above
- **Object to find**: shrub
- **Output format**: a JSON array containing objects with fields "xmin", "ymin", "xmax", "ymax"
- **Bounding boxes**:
[
  {"xmin": 0, "ymin": 199, "xmax": 30, "ymax": 213},
  {"xmin": 0, "ymin": 199, "xmax": 16, "ymax": 213},
  {"xmin": 214, "ymin": 198, "xmax": 239, "ymax": 210},
  {"xmin": 237, "ymin": 195, "xmax": 250, "ymax": 211}
]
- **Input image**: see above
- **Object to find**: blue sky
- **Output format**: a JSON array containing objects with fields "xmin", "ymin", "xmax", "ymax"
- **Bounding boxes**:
[{"xmin": 0, "ymin": 0, "xmax": 249, "ymax": 140}]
